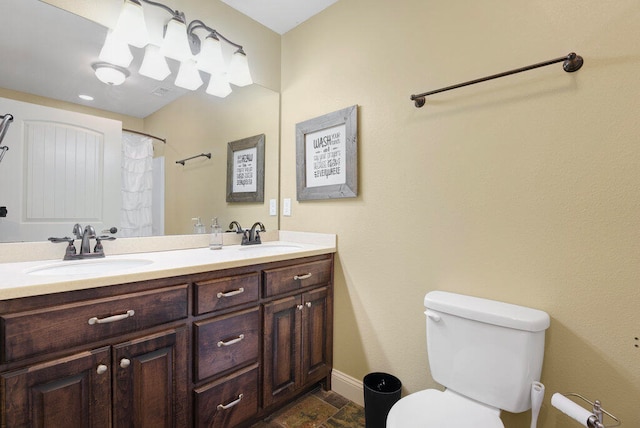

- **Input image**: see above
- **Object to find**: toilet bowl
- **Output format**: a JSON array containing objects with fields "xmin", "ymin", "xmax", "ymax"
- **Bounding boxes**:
[
  {"xmin": 386, "ymin": 389, "xmax": 503, "ymax": 428},
  {"xmin": 386, "ymin": 291, "xmax": 550, "ymax": 428}
]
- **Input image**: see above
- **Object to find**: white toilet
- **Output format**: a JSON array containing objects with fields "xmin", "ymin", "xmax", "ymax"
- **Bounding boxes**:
[{"xmin": 386, "ymin": 291, "xmax": 550, "ymax": 427}]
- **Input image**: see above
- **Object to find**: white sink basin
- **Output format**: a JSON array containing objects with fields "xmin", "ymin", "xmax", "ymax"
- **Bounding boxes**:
[
  {"xmin": 26, "ymin": 258, "xmax": 154, "ymax": 276},
  {"xmin": 238, "ymin": 244, "xmax": 303, "ymax": 253}
]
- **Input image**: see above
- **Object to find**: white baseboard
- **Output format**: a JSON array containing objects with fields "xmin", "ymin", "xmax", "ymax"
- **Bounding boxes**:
[{"xmin": 331, "ymin": 369, "xmax": 364, "ymax": 407}]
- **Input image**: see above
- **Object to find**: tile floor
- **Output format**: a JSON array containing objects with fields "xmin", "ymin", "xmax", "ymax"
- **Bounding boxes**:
[{"xmin": 250, "ymin": 388, "xmax": 365, "ymax": 428}]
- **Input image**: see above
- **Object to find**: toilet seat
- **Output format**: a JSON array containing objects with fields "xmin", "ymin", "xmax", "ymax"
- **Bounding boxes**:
[{"xmin": 386, "ymin": 389, "xmax": 504, "ymax": 428}]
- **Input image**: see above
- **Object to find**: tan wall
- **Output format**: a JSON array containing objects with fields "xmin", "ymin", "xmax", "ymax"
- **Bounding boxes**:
[
  {"xmin": 280, "ymin": 0, "xmax": 640, "ymax": 427},
  {"xmin": 144, "ymin": 85, "xmax": 280, "ymax": 234}
]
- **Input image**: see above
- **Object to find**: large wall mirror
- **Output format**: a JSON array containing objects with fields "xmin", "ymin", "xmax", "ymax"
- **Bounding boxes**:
[{"xmin": 0, "ymin": 0, "xmax": 280, "ymax": 244}]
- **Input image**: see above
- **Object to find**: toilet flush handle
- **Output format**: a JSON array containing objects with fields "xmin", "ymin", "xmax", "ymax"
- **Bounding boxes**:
[{"xmin": 425, "ymin": 311, "xmax": 441, "ymax": 322}]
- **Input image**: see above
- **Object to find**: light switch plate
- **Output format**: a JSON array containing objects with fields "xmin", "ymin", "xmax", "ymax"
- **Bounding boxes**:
[
  {"xmin": 283, "ymin": 198, "xmax": 292, "ymax": 216},
  {"xmin": 269, "ymin": 199, "xmax": 277, "ymax": 216}
]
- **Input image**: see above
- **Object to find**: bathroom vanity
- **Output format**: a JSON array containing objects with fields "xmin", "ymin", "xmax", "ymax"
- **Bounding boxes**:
[{"xmin": 0, "ymin": 234, "xmax": 335, "ymax": 427}]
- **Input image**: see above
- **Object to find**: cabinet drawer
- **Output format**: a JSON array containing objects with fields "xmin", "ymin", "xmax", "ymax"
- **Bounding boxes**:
[
  {"xmin": 194, "ymin": 364, "xmax": 259, "ymax": 428},
  {"xmin": 263, "ymin": 259, "xmax": 332, "ymax": 297},
  {"xmin": 194, "ymin": 308, "xmax": 259, "ymax": 381},
  {"xmin": 194, "ymin": 272, "xmax": 259, "ymax": 315},
  {"xmin": 1, "ymin": 284, "xmax": 188, "ymax": 363}
]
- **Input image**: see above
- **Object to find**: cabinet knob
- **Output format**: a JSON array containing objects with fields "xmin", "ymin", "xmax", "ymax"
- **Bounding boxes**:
[
  {"xmin": 120, "ymin": 358, "xmax": 131, "ymax": 369},
  {"xmin": 96, "ymin": 364, "xmax": 108, "ymax": 375},
  {"xmin": 297, "ymin": 304, "xmax": 304, "ymax": 311},
  {"xmin": 306, "ymin": 301, "xmax": 312, "ymax": 308}
]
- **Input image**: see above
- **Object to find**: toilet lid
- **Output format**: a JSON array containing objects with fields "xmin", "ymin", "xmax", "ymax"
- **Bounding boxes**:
[{"xmin": 386, "ymin": 389, "xmax": 504, "ymax": 428}]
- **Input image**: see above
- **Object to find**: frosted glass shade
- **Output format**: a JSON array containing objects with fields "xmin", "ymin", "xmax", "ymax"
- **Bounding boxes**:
[
  {"xmin": 99, "ymin": 30, "xmax": 133, "ymax": 67},
  {"xmin": 139, "ymin": 44, "xmax": 171, "ymax": 81},
  {"xmin": 175, "ymin": 59, "xmax": 203, "ymax": 90},
  {"xmin": 161, "ymin": 18, "xmax": 192, "ymax": 62},
  {"xmin": 228, "ymin": 50, "xmax": 252, "ymax": 87},
  {"xmin": 113, "ymin": 0, "xmax": 149, "ymax": 48},
  {"xmin": 94, "ymin": 65, "xmax": 128, "ymax": 86},
  {"xmin": 196, "ymin": 35, "xmax": 226, "ymax": 74},
  {"xmin": 205, "ymin": 73, "xmax": 232, "ymax": 98}
]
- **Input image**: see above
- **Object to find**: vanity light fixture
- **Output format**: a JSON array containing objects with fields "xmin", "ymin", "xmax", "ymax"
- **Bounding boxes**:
[
  {"xmin": 92, "ymin": 62, "xmax": 130, "ymax": 86},
  {"xmin": 98, "ymin": 0, "xmax": 253, "ymax": 97}
]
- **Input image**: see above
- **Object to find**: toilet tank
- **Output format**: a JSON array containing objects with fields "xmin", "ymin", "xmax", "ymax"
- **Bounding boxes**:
[{"xmin": 424, "ymin": 291, "xmax": 550, "ymax": 413}]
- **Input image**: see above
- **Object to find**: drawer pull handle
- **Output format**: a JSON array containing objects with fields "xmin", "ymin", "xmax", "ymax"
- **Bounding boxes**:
[
  {"xmin": 88, "ymin": 310, "xmax": 135, "ymax": 325},
  {"xmin": 120, "ymin": 358, "xmax": 131, "ymax": 369},
  {"xmin": 217, "ymin": 334, "xmax": 245, "ymax": 347},
  {"xmin": 96, "ymin": 364, "xmax": 108, "ymax": 375},
  {"xmin": 294, "ymin": 273, "xmax": 312, "ymax": 280},
  {"xmin": 217, "ymin": 287, "xmax": 245, "ymax": 299},
  {"xmin": 217, "ymin": 394, "xmax": 243, "ymax": 411}
]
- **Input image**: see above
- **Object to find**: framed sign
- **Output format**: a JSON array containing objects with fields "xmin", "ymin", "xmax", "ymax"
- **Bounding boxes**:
[
  {"xmin": 226, "ymin": 134, "xmax": 265, "ymax": 202},
  {"xmin": 296, "ymin": 105, "xmax": 358, "ymax": 200}
]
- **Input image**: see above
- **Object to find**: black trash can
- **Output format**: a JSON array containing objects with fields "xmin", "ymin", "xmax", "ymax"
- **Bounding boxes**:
[{"xmin": 363, "ymin": 372, "xmax": 402, "ymax": 428}]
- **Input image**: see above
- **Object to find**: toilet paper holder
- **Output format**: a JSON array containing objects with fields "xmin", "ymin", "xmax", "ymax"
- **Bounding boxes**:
[{"xmin": 556, "ymin": 393, "xmax": 620, "ymax": 428}]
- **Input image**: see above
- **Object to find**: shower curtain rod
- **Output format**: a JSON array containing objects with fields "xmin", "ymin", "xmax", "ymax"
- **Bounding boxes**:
[
  {"xmin": 123, "ymin": 128, "xmax": 167, "ymax": 144},
  {"xmin": 410, "ymin": 52, "xmax": 583, "ymax": 108}
]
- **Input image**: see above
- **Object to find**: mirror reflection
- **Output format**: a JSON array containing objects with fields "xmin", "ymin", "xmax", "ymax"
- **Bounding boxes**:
[{"xmin": 0, "ymin": 0, "xmax": 280, "ymax": 243}]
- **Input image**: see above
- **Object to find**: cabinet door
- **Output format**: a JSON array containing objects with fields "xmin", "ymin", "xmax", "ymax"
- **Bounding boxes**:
[
  {"xmin": 1, "ymin": 347, "xmax": 111, "ymax": 428},
  {"xmin": 301, "ymin": 287, "xmax": 332, "ymax": 386},
  {"xmin": 112, "ymin": 326, "xmax": 188, "ymax": 428},
  {"xmin": 262, "ymin": 295, "xmax": 301, "ymax": 408}
]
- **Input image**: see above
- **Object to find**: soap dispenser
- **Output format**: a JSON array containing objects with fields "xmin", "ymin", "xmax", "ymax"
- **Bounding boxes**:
[
  {"xmin": 192, "ymin": 217, "xmax": 206, "ymax": 234},
  {"xmin": 209, "ymin": 217, "xmax": 223, "ymax": 250}
]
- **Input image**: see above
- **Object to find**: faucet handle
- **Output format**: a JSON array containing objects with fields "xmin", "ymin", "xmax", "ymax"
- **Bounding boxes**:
[
  {"xmin": 48, "ymin": 237, "xmax": 77, "ymax": 258},
  {"xmin": 48, "ymin": 236, "xmax": 74, "ymax": 244}
]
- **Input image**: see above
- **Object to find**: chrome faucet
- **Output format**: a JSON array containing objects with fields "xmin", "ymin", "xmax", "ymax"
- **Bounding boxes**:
[
  {"xmin": 49, "ymin": 224, "xmax": 116, "ymax": 260},
  {"xmin": 80, "ymin": 225, "xmax": 96, "ymax": 255},
  {"xmin": 242, "ymin": 222, "xmax": 265, "ymax": 245},
  {"xmin": 228, "ymin": 220, "xmax": 243, "ymax": 233}
]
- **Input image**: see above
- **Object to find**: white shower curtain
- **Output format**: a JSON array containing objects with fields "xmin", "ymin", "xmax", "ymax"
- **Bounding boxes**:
[{"xmin": 120, "ymin": 132, "xmax": 153, "ymax": 237}]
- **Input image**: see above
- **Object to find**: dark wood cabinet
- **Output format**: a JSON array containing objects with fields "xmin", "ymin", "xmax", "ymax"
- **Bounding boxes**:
[
  {"xmin": 194, "ymin": 364, "xmax": 260, "ymax": 428},
  {"xmin": 1, "ymin": 327, "xmax": 188, "ymax": 428},
  {"xmin": 1, "ymin": 252, "xmax": 334, "ymax": 428},
  {"xmin": 262, "ymin": 259, "xmax": 333, "ymax": 410},
  {"xmin": 1, "ymin": 347, "xmax": 112, "ymax": 428},
  {"xmin": 263, "ymin": 295, "xmax": 301, "ymax": 407},
  {"xmin": 112, "ymin": 327, "xmax": 188, "ymax": 428}
]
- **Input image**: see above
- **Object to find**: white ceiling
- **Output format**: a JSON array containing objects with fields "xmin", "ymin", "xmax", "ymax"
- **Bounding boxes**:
[
  {"xmin": 222, "ymin": 0, "xmax": 339, "ymax": 34},
  {"xmin": 0, "ymin": 0, "xmax": 337, "ymax": 118}
]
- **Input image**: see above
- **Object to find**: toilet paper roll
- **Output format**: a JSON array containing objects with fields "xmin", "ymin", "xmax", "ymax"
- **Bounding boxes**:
[{"xmin": 551, "ymin": 393, "xmax": 593, "ymax": 427}]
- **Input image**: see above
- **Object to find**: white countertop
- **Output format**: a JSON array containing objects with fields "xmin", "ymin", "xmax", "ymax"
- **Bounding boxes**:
[{"xmin": 0, "ymin": 231, "xmax": 336, "ymax": 300}]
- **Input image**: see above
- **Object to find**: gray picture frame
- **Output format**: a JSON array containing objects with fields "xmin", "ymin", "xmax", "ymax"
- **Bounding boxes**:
[
  {"xmin": 226, "ymin": 134, "xmax": 265, "ymax": 202},
  {"xmin": 296, "ymin": 105, "xmax": 358, "ymax": 200}
]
